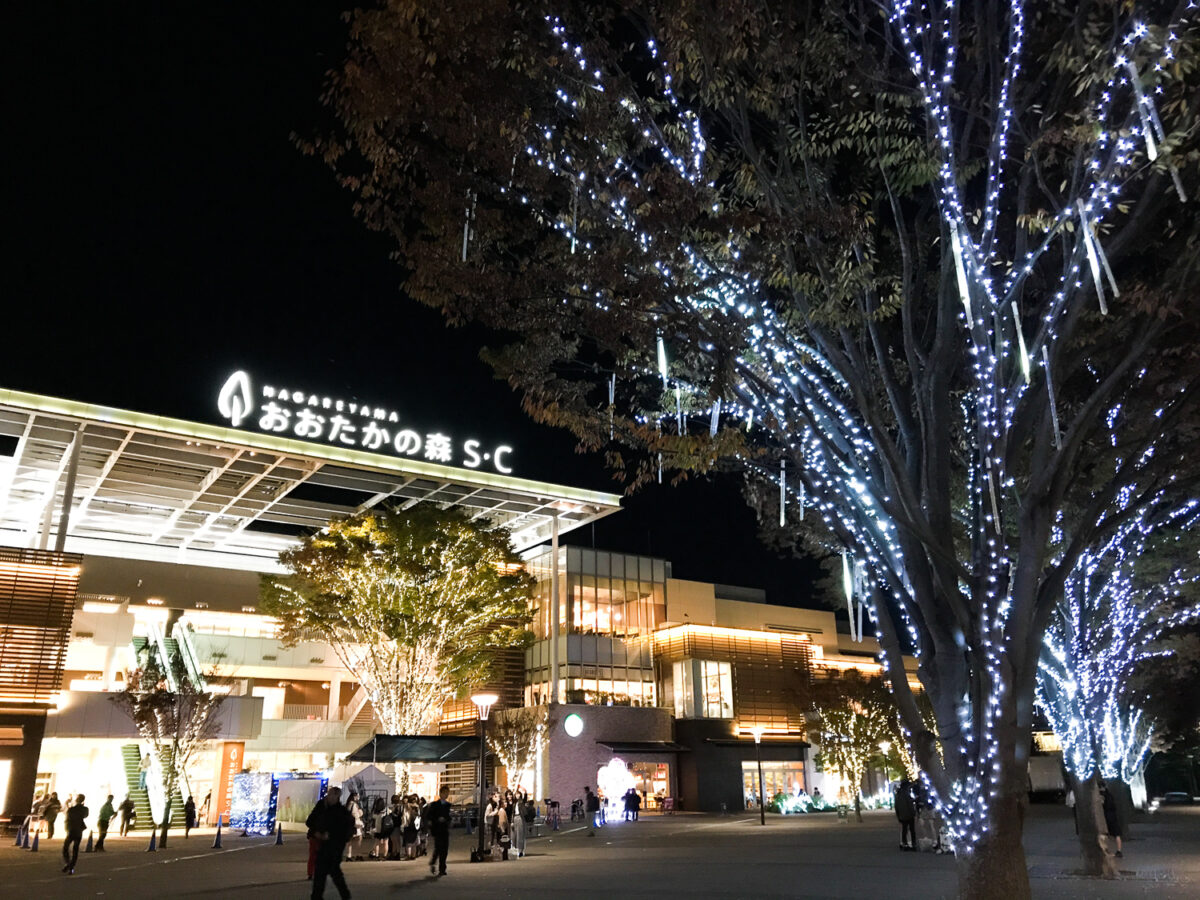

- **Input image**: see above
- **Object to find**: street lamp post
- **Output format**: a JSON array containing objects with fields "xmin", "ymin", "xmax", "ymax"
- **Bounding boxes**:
[
  {"xmin": 751, "ymin": 726, "xmax": 766, "ymax": 826},
  {"xmin": 470, "ymin": 692, "xmax": 499, "ymax": 862}
]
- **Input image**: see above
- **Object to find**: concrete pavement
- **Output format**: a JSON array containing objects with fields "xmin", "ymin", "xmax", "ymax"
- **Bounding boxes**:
[{"xmin": 4, "ymin": 804, "xmax": 1198, "ymax": 898}]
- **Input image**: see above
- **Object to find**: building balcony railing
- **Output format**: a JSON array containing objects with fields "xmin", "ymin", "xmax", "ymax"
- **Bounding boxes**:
[{"xmin": 279, "ymin": 704, "xmax": 345, "ymax": 721}]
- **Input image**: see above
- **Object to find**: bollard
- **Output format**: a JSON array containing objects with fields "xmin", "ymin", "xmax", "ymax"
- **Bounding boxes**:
[
  {"xmin": 147, "ymin": 828, "xmax": 157, "ymax": 852},
  {"xmin": 30, "ymin": 831, "xmax": 39, "ymax": 852},
  {"xmin": 85, "ymin": 830, "xmax": 94, "ymax": 853},
  {"xmin": 212, "ymin": 815, "xmax": 223, "ymax": 849},
  {"xmin": 275, "ymin": 822, "xmax": 284, "ymax": 845}
]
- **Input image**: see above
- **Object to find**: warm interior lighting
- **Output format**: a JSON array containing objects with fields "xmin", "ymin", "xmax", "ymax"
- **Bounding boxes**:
[
  {"xmin": 81, "ymin": 601, "xmax": 121, "ymax": 614},
  {"xmin": 0, "ymin": 561, "xmax": 82, "ymax": 578},
  {"xmin": 146, "ymin": 598, "xmax": 164, "ymax": 606}
]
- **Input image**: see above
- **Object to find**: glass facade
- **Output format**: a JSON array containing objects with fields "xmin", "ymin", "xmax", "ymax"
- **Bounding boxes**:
[
  {"xmin": 742, "ymin": 761, "xmax": 806, "ymax": 807},
  {"xmin": 523, "ymin": 547, "xmax": 667, "ymax": 706},
  {"xmin": 671, "ymin": 659, "xmax": 733, "ymax": 719}
]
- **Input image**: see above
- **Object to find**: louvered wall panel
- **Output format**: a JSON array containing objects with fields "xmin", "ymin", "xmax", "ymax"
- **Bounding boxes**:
[{"xmin": 0, "ymin": 547, "xmax": 82, "ymax": 707}]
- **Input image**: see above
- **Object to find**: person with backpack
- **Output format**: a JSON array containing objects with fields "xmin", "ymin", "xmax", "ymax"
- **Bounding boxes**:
[
  {"xmin": 118, "ymin": 794, "xmax": 135, "ymax": 836},
  {"xmin": 96, "ymin": 794, "xmax": 115, "ymax": 851},
  {"xmin": 370, "ymin": 796, "xmax": 392, "ymax": 859},
  {"xmin": 42, "ymin": 792, "xmax": 62, "ymax": 840}
]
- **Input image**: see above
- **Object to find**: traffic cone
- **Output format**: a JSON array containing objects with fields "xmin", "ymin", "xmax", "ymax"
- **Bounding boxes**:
[
  {"xmin": 147, "ymin": 828, "xmax": 157, "ymax": 852},
  {"xmin": 14, "ymin": 824, "xmax": 23, "ymax": 846},
  {"xmin": 275, "ymin": 821, "xmax": 284, "ymax": 845},
  {"xmin": 85, "ymin": 830, "xmax": 94, "ymax": 853},
  {"xmin": 30, "ymin": 831, "xmax": 39, "ymax": 852},
  {"xmin": 21, "ymin": 827, "xmax": 31, "ymax": 849},
  {"xmin": 212, "ymin": 815, "xmax": 222, "ymax": 849}
]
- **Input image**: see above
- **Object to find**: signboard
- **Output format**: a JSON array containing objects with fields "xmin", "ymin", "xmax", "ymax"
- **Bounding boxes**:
[
  {"xmin": 212, "ymin": 740, "xmax": 245, "ymax": 826},
  {"xmin": 217, "ymin": 370, "xmax": 514, "ymax": 473}
]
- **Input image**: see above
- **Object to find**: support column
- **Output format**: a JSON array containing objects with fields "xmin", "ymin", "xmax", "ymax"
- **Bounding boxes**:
[
  {"xmin": 327, "ymin": 675, "xmax": 343, "ymax": 721},
  {"xmin": 550, "ymin": 514, "xmax": 560, "ymax": 705},
  {"xmin": 54, "ymin": 425, "xmax": 85, "ymax": 553}
]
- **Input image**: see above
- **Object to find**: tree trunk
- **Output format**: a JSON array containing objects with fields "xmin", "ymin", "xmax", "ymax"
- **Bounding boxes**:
[
  {"xmin": 955, "ymin": 791, "xmax": 1031, "ymax": 900},
  {"xmin": 1068, "ymin": 773, "xmax": 1118, "ymax": 878},
  {"xmin": 159, "ymin": 817, "xmax": 169, "ymax": 849},
  {"xmin": 854, "ymin": 792, "xmax": 862, "ymax": 823}
]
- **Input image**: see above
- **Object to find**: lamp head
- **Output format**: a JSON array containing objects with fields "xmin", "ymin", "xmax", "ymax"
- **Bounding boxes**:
[
  {"xmin": 749, "ymin": 726, "xmax": 765, "ymax": 744},
  {"xmin": 470, "ymin": 692, "xmax": 500, "ymax": 720}
]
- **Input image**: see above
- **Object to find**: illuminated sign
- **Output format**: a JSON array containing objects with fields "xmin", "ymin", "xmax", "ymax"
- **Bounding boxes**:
[
  {"xmin": 217, "ymin": 370, "xmax": 514, "ymax": 473},
  {"xmin": 564, "ymin": 713, "xmax": 584, "ymax": 737}
]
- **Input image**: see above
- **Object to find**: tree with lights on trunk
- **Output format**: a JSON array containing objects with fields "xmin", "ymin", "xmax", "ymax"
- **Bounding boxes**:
[
  {"xmin": 808, "ymin": 670, "xmax": 895, "ymax": 822},
  {"xmin": 1037, "ymin": 500, "xmax": 1200, "ymax": 876},
  {"xmin": 310, "ymin": 2, "xmax": 1200, "ymax": 895},
  {"xmin": 261, "ymin": 504, "xmax": 534, "ymax": 771},
  {"xmin": 488, "ymin": 705, "xmax": 554, "ymax": 792},
  {"xmin": 110, "ymin": 659, "xmax": 225, "ymax": 849}
]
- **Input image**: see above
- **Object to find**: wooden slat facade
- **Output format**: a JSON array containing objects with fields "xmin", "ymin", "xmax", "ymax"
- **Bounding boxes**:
[{"xmin": 0, "ymin": 546, "xmax": 82, "ymax": 708}]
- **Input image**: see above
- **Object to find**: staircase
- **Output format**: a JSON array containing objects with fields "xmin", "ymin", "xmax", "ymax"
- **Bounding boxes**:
[
  {"xmin": 121, "ymin": 744, "xmax": 186, "ymax": 829},
  {"xmin": 120, "ymin": 744, "xmax": 153, "ymax": 829}
]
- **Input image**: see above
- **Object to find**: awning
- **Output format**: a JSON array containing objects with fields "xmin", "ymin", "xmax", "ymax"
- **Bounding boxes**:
[
  {"xmin": 345, "ymin": 734, "xmax": 480, "ymax": 763},
  {"xmin": 705, "ymin": 738, "xmax": 810, "ymax": 748},
  {"xmin": 596, "ymin": 740, "xmax": 691, "ymax": 753}
]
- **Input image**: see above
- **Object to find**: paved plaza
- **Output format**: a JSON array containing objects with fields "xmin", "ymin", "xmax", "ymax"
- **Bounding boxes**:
[{"xmin": 5, "ymin": 805, "xmax": 1198, "ymax": 899}]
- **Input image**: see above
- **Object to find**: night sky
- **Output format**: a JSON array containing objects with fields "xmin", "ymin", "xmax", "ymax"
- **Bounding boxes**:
[{"xmin": 7, "ymin": 3, "xmax": 825, "ymax": 608}]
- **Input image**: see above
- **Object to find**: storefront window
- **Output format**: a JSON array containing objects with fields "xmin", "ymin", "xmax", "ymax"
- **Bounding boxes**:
[
  {"xmin": 672, "ymin": 659, "xmax": 732, "ymax": 718},
  {"xmin": 742, "ymin": 762, "xmax": 806, "ymax": 808}
]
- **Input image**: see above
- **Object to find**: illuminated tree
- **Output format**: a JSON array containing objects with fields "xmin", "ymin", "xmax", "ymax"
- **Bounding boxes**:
[
  {"xmin": 261, "ymin": 505, "xmax": 534, "ymax": 742},
  {"xmin": 488, "ymin": 705, "xmax": 554, "ymax": 792},
  {"xmin": 808, "ymin": 672, "xmax": 894, "ymax": 821},
  {"xmin": 1037, "ymin": 501, "xmax": 1200, "ymax": 874},
  {"xmin": 312, "ymin": 3, "xmax": 1200, "ymax": 895},
  {"xmin": 110, "ymin": 659, "xmax": 225, "ymax": 848}
]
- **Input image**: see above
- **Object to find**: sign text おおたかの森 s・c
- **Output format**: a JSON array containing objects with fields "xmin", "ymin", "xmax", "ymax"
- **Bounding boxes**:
[{"xmin": 216, "ymin": 370, "xmax": 515, "ymax": 473}]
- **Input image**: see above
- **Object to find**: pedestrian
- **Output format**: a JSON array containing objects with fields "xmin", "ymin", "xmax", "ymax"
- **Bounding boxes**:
[
  {"xmin": 369, "ymin": 796, "xmax": 391, "ymax": 859},
  {"xmin": 138, "ymin": 753, "xmax": 152, "ymax": 790},
  {"xmin": 43, "ymin": 792, "xmax": 62, "ymax": 840},
  {"xmin": 511, "ymin": 790, "xmax": 527, "ymax": 859},
  {"xmin": 1101, "ymin": 783, "xmax": 1123, "ymax": 858},
  {"xmin": 306, "ymin": 786, "xmax": 354, "ymax": 900},
  {"xmin": 96, "ymin": 795, "xmax": 115, "ymax": 851},
  {"xmin": 894, "ymin": 778, "xmax": 916, "ymax": 850},
  {"xmin": 184, "ymin": 795, "xmax": 196, "ymax": 837},
  {"xmin": 402, "ymin": 795, "xmax": 420, "ymax": 860},
  {"xmin": 343, "ymin": 791, "xmax": 364, "ymax": 861},
  {"xmin": 118, "ymin": 794, "xmax": 135, "ymax": 836},
  {"xmin": 584, "ymin": 786, "xmax": 600, "ymax": 836},
  {"xmin": 631, "ymin": 788, "xmax": 641, "ymax": 822},
  {"xmin": 61, "ymin": 794, "xmax": 88, "ymax": 875},
  {"xmin": 425, "ymin": 785, "xmax": 452, "ymax": 876}
]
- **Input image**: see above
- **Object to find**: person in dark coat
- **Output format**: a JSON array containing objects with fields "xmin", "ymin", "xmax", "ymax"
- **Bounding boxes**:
[
  {"xmin": 1101, "ymin": 783, "xmax": 1123, "ymax": 858},
  {"xmin": 306, "ymin": 786, "xmax": 355, "ymax": 900},
  {"xmin": 118, "ymin": 794, "xmax": 135, "ymax": 836},
  {"xmin": 894, "ymin": 779, "xmax": 916, "ymax": 850},
  {"xmin": 61, "ymin": 794, "xmax": 88, "ymax": 874},
  {"xmin": 425, "ymin": 785, "xmax": 453, "ymax": 876},
  {"xmin": 42, "ymin": 792, "xmax": 62, "ymax": 840},
  {"xmin": 184, "ymin": 795, "xmax": 196, "ymax": 837}
]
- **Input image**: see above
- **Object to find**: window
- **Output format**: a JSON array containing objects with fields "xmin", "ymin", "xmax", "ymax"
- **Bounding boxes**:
[{"xmin": 672, "ymin": 659, "xmax": 732, "ymax": 719}]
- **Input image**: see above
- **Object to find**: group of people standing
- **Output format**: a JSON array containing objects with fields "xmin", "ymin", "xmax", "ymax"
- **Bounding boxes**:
[
  {"xmin": 483, "ymin": 788, "xmax": 534, "ymax": 859},
  {"xmin": 305, "ymin": 784, "xmax": 455, "ymax": 900}
]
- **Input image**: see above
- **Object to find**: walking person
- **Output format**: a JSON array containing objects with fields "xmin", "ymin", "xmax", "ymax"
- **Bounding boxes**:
[
  {"xmin": 138, "ymin": 753, "xmax": 152, "ymax": 790},
  {"xmin": 343, "ymin": 791, "xmax": 364, "ymax": 861},
  {"xmin": 61, "ymin": 794, "xmax": 88, "ymax": 875},
  {"xmin": 584, "ymin": 786, "xmax": 600, "ymax": 836},
  {"xmin": 184, "ymin": 795, "xmax": 196, "ymax": 837},
  {"xmin": 118, "ymin": 794, "xmax": 135, "ymax": 836},
  {"xmin": 511, "ymin": 791, "xmax": 527, "ymax": 859},
  {"xmin": 894, "ymin": 778, "xmax": 916, "ymax": 850},
  {"xmin": 96, "ymin": 795, "xmax": 115, "ymax": 851},
  {"xmin": 43, "ymin": 792, "xmax": 62, "ymax": 840},
  {"xmin": 425, "ymin": 785, "xmax": 452, "ymax": 876},
  {"xmin": 306, "ymin": 786, "xmax": 355, "ymax": 900}
]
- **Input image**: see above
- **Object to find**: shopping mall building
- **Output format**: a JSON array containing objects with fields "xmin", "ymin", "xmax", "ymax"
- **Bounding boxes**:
[{"xmin": 0, "ymin": 375, "xmax": 913, "ymax": 825}]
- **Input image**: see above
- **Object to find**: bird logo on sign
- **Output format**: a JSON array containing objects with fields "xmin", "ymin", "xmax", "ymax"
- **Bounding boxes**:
[{"xmin": 217, "ymin": 370, "xmax": 254, "ymax": 427}]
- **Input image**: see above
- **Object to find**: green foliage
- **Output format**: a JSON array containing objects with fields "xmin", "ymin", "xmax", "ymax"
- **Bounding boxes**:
[
  {"xmin": 808, "ymin": 671, "xmax": 897, "ymax": 797},
  {"xmin": 261, "ymin": 503, "xmax": 534, "ymax": 733}
]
